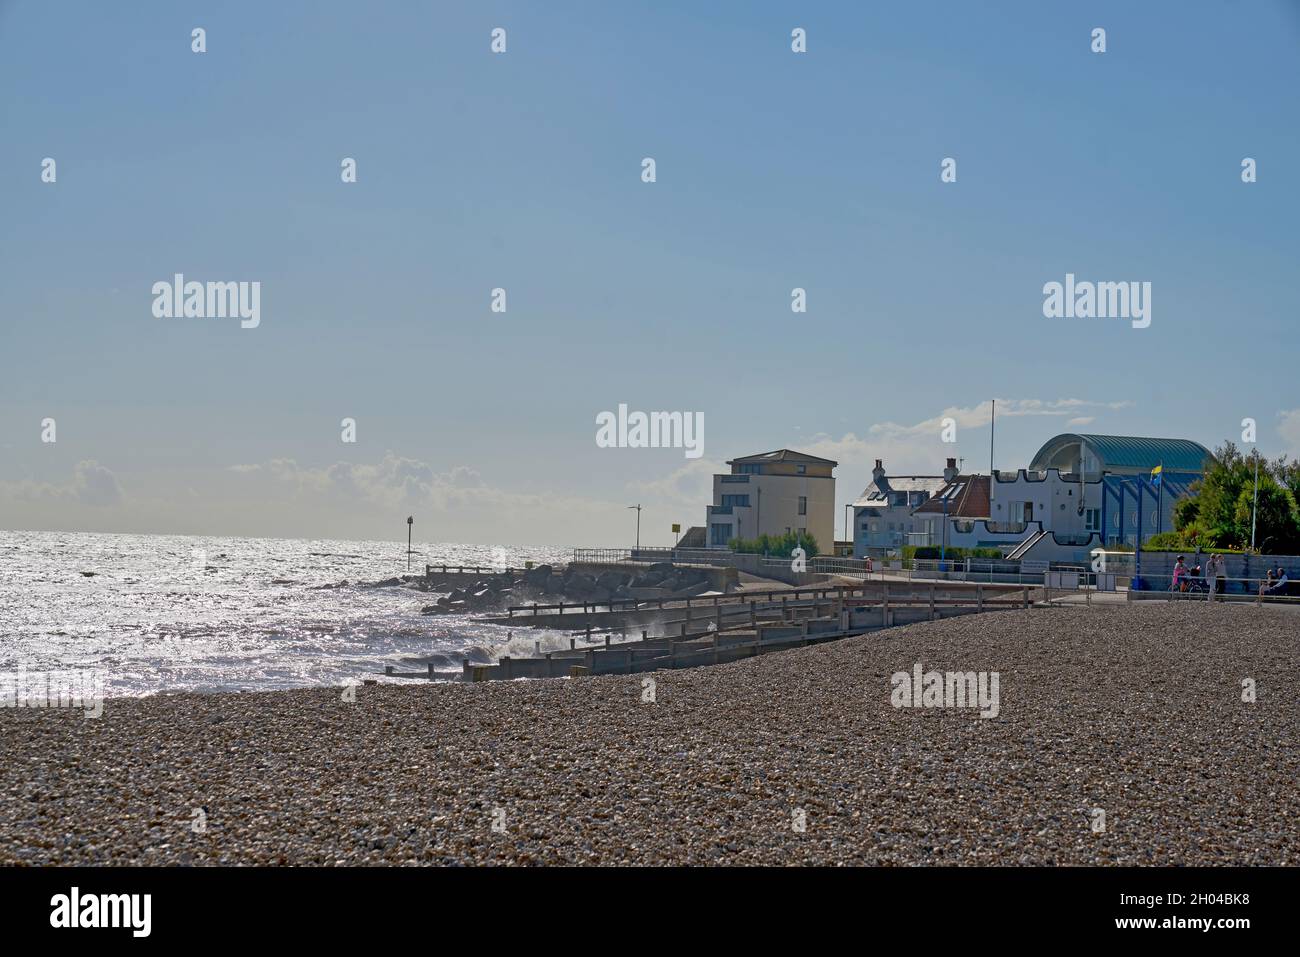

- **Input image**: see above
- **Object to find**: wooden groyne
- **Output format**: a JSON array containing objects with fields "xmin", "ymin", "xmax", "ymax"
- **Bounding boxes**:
[{"xmin": 447, "ymin": 581, "xmax": 1043, "ymax": 682}]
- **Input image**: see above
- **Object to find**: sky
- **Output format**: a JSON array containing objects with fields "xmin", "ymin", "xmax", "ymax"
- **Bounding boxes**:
[{"xmin": 1, "ymin": 0, "xmax": 1298, "ymax": 547}]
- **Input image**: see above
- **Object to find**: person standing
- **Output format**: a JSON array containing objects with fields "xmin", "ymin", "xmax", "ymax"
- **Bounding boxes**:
[{"xmin": 1205, "ymin": 553, "xmax": 1222, "ymax": 601}]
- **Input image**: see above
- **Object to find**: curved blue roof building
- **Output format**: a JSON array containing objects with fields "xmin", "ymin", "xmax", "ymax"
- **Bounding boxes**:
[{"xmin": 1029, "ymin": 434, "xmax": 1213, "ymax": 477}]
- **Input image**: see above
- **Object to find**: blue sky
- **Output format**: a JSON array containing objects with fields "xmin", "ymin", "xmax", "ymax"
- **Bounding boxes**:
[{"xmin": 2, "ymin": 0, "xmax": 1298, "ymax": 545}]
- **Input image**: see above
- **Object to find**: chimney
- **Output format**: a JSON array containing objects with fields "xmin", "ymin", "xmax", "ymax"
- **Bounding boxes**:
[
  {"xmin": 872, "ymin": 459, "xmax": 885, "ymax": 482},
  {"xmin": 943, "ymin": 457, "xmax": 958, "ymax": 482}
]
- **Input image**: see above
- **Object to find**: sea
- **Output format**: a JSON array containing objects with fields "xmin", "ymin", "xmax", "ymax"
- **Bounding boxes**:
[{"xmin": 0, "ymin": 530, "xmax": 574, "ymax": 697}]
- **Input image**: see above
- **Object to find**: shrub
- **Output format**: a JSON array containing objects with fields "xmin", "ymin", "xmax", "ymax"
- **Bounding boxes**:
[
  {"xmin": 729, "ymin": 531, "xmax": 819, "ymax": 558},
  {"xmin": 903, "ymin": 545, "xmax": 1003, "ymax": 561}
]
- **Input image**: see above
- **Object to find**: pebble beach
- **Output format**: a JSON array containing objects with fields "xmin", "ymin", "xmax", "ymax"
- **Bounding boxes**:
[{"xmin": 1, "ymin": 601, "xmax": 1295, "ymax": 865}]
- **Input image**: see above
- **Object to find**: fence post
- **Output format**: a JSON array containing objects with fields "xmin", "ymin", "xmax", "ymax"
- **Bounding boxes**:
[
  {"xmin": 1023, "ymin": 586, "xmax": 1029, "ymax": 609},
  {"xmin": 977, "ymin": 584, "xmax": 984, "ymax": 611},
  {"xmin": 882, "ymin": 582, "xmax": 890, "ymax": 625},
  {"xmin": 929, "ymin": 582, "xmax": 936, "ymax": 620}
]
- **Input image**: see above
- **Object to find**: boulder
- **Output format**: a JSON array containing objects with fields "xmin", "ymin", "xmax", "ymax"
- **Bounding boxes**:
[
  {"xmin": 524, "ymin": 564, "xmax": 554, "ymax": 586},
  {"xmin": 566, "ymin": 573, "xmax": 597, "ymax": 596},
  {"xmin": 596, "ymin": 570, "xmax": 630, "ymax": 591}
]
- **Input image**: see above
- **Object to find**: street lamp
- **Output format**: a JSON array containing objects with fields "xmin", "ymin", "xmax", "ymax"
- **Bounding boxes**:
[
  {"xmin": 627, "ymin": 504, "xmax": 642, "ymax": 552},
  {"xmin": 406, "ymin": 515, "xmax": 413, "ymax": 572},
  {"xmin": 1251, "ymin": 452, "xmax": 1260, "ymax": 551}
]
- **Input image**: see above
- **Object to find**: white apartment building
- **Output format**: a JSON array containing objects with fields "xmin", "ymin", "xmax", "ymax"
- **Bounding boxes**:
[{"xmin": 705, "ymin": 449, "xmax": 837, "ymax": 550}]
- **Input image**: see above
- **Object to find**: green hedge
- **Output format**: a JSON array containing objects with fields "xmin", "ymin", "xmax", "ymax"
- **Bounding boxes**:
[
  {"xmin": 729, "ymin": 531, "xmax": 819, "ymax": 558},
  {"xmin": 902, "ymin": 545, "xmax": 1003, "ymax": 560}
]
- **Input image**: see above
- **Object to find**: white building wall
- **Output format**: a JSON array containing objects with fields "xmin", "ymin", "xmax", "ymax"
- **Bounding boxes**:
[{"xmin": 707, "ymin": 472, "xmax": 835, "ymax": 550}]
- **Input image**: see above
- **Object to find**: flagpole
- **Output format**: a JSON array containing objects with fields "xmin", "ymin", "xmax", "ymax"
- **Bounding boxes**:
[{"xmin": 1156, "ymin": 460, "xmax": 1162, "ymax": 537}]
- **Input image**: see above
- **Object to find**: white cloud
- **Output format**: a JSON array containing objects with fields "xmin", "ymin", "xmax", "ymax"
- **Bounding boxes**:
[
  {"xmin": 1277, "ymin": 409, "xmax": 1300, "ymax": 455},
  {"xmin": 71, "ymin": 460, "xmax": 124, "ymax": 506},
  {"xmin": 0, "ymin": 459, "xmax": 123, "ymax": 507}
]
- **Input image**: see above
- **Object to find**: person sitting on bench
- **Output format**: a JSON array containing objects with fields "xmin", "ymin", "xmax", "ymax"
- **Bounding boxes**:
[
  {"xmin": 1259, "ymin": 568, "xmax": 1275, "ymax": 596},
  {"xmin": 1263, "ymin": 567, "xmax": 1290, "ymax": 596}
]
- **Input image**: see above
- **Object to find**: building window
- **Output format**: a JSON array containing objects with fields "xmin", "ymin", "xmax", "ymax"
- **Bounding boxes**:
[
  {"xmin": 736, "ymin": 463, "xmax": 762, "ymax": 475},
  {"xmin": 1084, "ymin": 508, "xmax": 1100, "ymax": 532},
  {"xmin": 796, "ymin": 464, "xmax": 806, "ymax": 475},
  {"xmin": 721, "ymin": 494, "xmax": 750, "ymax": 508},
  {"xmin": 798, "ymin": 496, "xmax": 807, "ymax": 516},
  {"xmin": 709, "ymin": 523, "xmax": 732, "ymax": 547}
]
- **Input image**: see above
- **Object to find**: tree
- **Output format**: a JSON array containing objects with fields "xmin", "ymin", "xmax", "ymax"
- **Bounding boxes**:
[
  {"xmin": 1171, "ymin": 441, "xmax": 1300, "ymax": 552},
  {"xmin": 1233, "ymin": 475, "xmax": 1300, "ymax": 552}
]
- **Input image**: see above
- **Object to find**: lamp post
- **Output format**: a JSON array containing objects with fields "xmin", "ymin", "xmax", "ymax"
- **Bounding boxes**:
[
  {"xmin": 406, "ymin": 515, "xmax": 413, "ymax": 572},
  {"xmin": 1251, "ymin": 452, "xmax": 1259, "ymax": 551},
  {"xmin": 627, "ymin": 504, "xmax": 641, "ymax": 552}
]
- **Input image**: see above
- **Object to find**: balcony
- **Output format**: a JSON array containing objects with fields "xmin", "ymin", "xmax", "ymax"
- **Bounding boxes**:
[{"xmin": 985, "ymin": 522, "xmax": 1028, "ymax": 535}]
